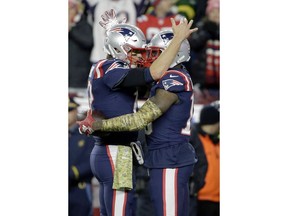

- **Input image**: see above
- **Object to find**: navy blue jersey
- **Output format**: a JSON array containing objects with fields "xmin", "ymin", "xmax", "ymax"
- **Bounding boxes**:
[
  {"xmin": 145, "ymin": 68, "xmax": 197, "ymax": 168},
  {"xmin": 87, "ymin": 59, "xmax": 139, "ymax": 145}
]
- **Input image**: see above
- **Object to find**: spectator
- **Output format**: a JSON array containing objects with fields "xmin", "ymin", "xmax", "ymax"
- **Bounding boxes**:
[
  {"xmin": 69, "ymin": 96, "xmax": 95, "ymax": 216},
  {"xmin": 176, "ymin": 0, "xmax": 196, "ymax": 21},
  {"xmin": 196, "ymin": 102, "xmax": 220, "ymax": 216},
  {"xmin": 187, "ymin": 0, "xmax": 219, "ymax": 104},
  {"xmin": 69, "ymin": 0, "xmax": 94, "ymax": 89},
  {"xmin": 137, "ymin": 0, "xmax": 185, "ymax": 42},
  {"xmin": 193, "ymin": 0, "xmax": 209, "ymax": 24},
  {"xmin": 188, "ymin": 123, "xmax": 208, "ymax": 216},
  {"xmin": 133, "ymin": 0, "xmax": 152, "ymax": 17}
]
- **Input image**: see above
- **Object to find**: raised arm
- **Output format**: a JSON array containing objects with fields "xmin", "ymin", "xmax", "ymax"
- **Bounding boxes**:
[{"xmin": 149, "ymin": 18, "xmax": 198, "ymax": 80}]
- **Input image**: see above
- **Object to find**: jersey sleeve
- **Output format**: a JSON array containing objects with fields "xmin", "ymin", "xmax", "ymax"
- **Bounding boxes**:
[
  {"xmin": 102, "ymin": 60, "xmax": 130, "ymax": 89},
  {"xmin": 157, "ymin": 71, "xmax": 193, "ymax": 93}
]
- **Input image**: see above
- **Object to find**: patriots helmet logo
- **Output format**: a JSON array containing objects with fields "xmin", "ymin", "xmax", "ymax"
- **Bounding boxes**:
[
  {"xmin": 160, "ymin": 32, "xmax": 174, "ymax": 46},
  {"xmin": 113, "ymin": 27, "xmax": 135, "ymax": 42},
  {"xmin": 162, "ymin": 79, "xmax": 183, "ymax": 90}
]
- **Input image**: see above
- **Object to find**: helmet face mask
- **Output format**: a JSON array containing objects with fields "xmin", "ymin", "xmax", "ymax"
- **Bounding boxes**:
[
  {"xmin": 148, "ymin": 30, "xmax": 191, "ymax": 67},
  {"xmin": 126, "ymin": 46, "xmax": 161, "ymax": 68},
  {"xmin": 127, "ymin": 46, "xmax": 148, "ymax": 68},
  {"xmin": 142, "ymin": 46, "xmax": 161, "ymax": 67}
]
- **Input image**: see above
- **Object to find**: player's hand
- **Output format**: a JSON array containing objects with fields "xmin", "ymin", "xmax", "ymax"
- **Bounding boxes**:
[
  {"xmin": 77, "ymin": 110, "xmax": 95, "ymax": 135},
  {"xmin": 170, "ymin": 17, "xmax": 198, "ymax": 41},
  {"xmin": 99, "ymin": 9, "xmax": 126, "ymax": 30}
]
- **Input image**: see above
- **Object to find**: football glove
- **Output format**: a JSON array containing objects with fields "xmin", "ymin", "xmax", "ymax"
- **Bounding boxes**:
[
  {"xmin": 99, "ymin": 9, "xmax": 127, "ymax": 30},
  {"xmin": 77, "ymin": 110, "xmax": 95, "ymax": 135}
]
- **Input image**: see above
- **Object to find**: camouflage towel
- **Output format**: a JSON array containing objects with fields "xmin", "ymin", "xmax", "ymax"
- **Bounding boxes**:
[{"xmin": 112, "ymin": 145, "xmax": 133, "ymax": 190}]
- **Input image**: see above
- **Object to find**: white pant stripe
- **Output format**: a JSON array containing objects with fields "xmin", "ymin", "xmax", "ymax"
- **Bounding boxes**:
[
  {"xmin": 114, "ymin": 190, "xmax": 127, "ymax": 216},
  {"xmin": 164, "ymin": 168, "xmax": 177, "ymax": 216}
]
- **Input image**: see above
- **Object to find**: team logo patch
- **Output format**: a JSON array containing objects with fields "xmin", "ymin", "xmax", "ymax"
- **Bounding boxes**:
[
  {"xmin": 113, "ymin": 27, "xmax": 135, "ymax": 42},
  {"xmin": 160, "ymin": 33, "xmax": 174, "ymax": 45},
  {"xmin": 162, "ymin": 79, "xmax": 183, "ymax": 90}
]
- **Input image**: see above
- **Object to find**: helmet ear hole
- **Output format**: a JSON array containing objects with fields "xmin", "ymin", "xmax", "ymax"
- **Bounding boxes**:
[
  {"xmin": 123, "ymin": 44, "xmax": 132, "ymax": 53},
  {"xmin": 114, "ymin": 48, "xmax": 121, "ymax": 54}
]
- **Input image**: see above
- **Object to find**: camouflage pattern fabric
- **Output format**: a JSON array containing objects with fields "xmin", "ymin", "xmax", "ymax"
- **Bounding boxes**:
[
  {"xmin": 112, "ymin": 145, "xmax": 133, "ymax": 190},
  {"xmin": 102, "ymin": 99, "xmax": 162, "ymax": 131}
]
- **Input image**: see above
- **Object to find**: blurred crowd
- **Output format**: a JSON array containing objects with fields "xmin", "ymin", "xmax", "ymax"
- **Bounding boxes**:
[{"xmin": 68, "ymin": 0, "xmax": 219, "ymax": 215}]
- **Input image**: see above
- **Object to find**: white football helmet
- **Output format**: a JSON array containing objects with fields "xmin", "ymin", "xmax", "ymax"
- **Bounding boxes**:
[
  {"xmin": 148, "ymin": 30, "xmax": 191, "ymax": 67},
  {"xmin": 104, "ymin": 23, "xmax": 149, "ymax": 66}
]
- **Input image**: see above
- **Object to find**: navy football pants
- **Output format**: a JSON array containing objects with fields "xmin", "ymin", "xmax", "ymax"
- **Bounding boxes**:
[
  {"xmin": 148, "ymin": 165, "xmax": 194, "ymax": 216},
  {"xmin": 90, "ymin": 144, "xmax": 136, "ymax": 216}
]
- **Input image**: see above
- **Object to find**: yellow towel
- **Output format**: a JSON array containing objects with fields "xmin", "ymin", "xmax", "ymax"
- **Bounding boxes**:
[{"xmin": 112, "ymin": 145, "xmax": 133, "ymax": 190}]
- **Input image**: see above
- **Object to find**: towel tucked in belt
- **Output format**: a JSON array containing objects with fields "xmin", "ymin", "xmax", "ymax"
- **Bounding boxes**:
[{"xmin": 112, "ymin": 145, "xmax": 133, "ymax": 190}]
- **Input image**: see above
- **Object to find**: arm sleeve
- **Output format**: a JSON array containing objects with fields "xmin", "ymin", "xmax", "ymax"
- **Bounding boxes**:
[
  {"xmin": 117, "ymin": 68, "xmax": 154, "ymax": 88},
  {"xmin": 101, "ymin": 99, "xmax": 162, "ymax": 131}
]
